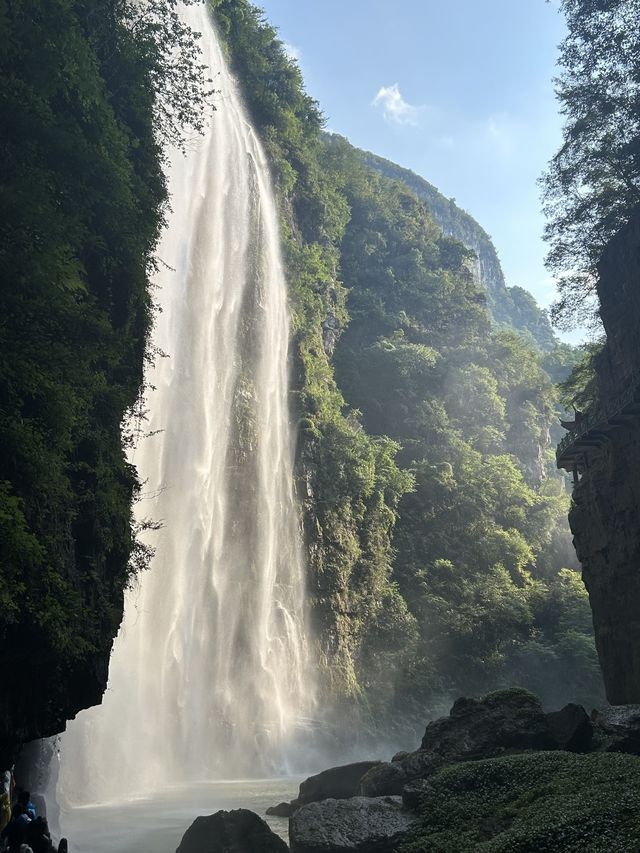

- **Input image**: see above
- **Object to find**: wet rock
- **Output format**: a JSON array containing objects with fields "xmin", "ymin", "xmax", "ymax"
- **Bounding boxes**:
[
  {"xmin": 266, "ymin": 801, "xmax": 299, "ymax": 817},
  {"xmin": 592, "ymin": 704, "xmax": 640, "ymax": 753},
  {"xmin": 390, "ymin": 751, "xmax": 410, "ymax": 763},
  {"xmin": 175, "ymin": 809, "xmax": 288, "ymax": 853},
  {"xmin": 297, "ymin": 761, "xmax": 382, "ymax": 804},
  {"xmin": 359, "ymin": 762, "xmax": 408, "ymax": 797},
  {"xmin": 289, "ymin": 796, "xmax": 416, "ymax": 853},
  {"xmin": 362, "ymin": 689, "xmax": 556, "ymax": 797},
  {"xmin": 420, "ymin": 689, "xmax": 555, "ymax": 756},
  {"xmin": 546, "ymin": 703, "xmax": 593, "ymax": 752}
]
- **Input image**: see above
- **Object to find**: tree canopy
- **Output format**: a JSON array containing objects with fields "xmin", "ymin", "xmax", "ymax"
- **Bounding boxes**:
[
  {"xmin": 542, "ymin": 0, "xmax": 640, "ymax": 328},
  {"xmin": 0, "ymin": 0, "xmax": 210, "ymax": 749}
]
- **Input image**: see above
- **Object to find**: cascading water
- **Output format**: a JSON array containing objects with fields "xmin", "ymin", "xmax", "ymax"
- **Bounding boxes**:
[{"xmin": 59, "ymin": 2, "xmax": 313, "ymax": 805}]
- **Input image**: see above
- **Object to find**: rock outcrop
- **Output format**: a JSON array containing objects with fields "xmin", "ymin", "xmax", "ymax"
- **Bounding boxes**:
[
  {"xmin": 174, "ymin": 692, "xmax": 640, "ymax": 853},
  {"xmin": 592, "ymin": 704, "xmax": 640, "ymax": 753},
  {"xmin": 566, "ymin": 211, "xmax": 640, "ymax": 704},
  {"xmin": 289, "ymin": 796, "xmax": 416, "ymax": 853},
  {"xmin": 284, "ymin": 690, "xmax": 629, "ymax": 853},
  {"xmin": 266, "ymin": 802, "xmax": 298, "ymax": 818},
  {"xmin": 546, "ymin": 703, "xmax": 593, "ymax": 752},
  {"xmin": 298, "ymin": 762, "xmax": 382, "ymax": 805},
  {"xmin": 175, "ymin": 809, "xmax": 288, "ymax": 853},
  {"xmin": 360, "ymin": 689, "xmax": 556, "ymax": 796},
  {"xmin": 266, "ymin": 761, "xmax": 382, "ymax": 817},
  {"xmin": 360, "ymin": 149, "xmax": 556, "ymax": 351}
]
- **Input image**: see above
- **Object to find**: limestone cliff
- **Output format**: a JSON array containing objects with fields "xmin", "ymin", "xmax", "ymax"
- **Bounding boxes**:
[
  {"xmin": 360, "ymin": 149, "xmax": 556, "ymax": 351},
  {"xmin": 565, "ymin": 210, "xmax": 640, "ymax": 704}
]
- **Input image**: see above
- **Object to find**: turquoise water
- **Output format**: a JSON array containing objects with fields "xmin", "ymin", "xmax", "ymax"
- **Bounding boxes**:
[{"xmin": 60, "ymin": 778, "xmax": 299, "ymax": 852}]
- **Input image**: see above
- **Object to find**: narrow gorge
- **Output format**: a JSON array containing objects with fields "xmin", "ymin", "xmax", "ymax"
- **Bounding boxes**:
[{"xmin": 3, "ymin": 0, "xmax": 640, "ymax": 851}]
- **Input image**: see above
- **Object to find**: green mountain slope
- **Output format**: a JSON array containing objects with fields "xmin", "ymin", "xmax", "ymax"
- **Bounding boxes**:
[
  {"xmin": 213, "ymin": 0, "xmax": 603, "ymax": 722},
  {"xmin": 361, "ymin": 149, "xmax": 557, "ymax": 351}
]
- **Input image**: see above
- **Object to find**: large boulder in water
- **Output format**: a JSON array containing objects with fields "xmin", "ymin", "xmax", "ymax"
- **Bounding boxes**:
[
  {"xmin": 289, "ymin": 796, "xmax": 416, "ymax": 853},
  {"xmin": 175, "ymin": 809, "xmax": 288, "ymax": 853},
  {"xmin": 297, "ymin": 761, "xmax": 382, "ymax": 804},
  {"xmin": 361, "ymin": 689, "xmax": 556, "ymax": 797}
]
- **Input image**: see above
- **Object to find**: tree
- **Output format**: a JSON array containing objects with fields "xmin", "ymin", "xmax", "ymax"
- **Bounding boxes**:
[
  {"xmin": 542, "ymin": 0, "xmax": 640, "ymax": 328},
  {"xmin": 0, "ymin": 0, "xmax": 213, "ymax": 752}
]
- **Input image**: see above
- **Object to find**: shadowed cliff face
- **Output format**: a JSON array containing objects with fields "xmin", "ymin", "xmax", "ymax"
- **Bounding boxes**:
[{"xmin": 569, "ymin": 211, "xmax": 640, "ymax": 704}]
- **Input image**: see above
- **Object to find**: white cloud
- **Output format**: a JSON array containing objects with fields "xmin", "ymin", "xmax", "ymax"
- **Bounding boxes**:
[
  {"xmin": 483, "ymin": 115, "xmax": 517, "ymax": 157},
  {"xmin": 372, "ymin": 83, "xmax": 422, "ymax": 126},
  {"xmin": 283, "ymin": 42, "xmax": 301, "ymax": 62}
]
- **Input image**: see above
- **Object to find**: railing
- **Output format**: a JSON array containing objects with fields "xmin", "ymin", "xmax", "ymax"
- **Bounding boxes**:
[{"xmin": 556, "ymin": 371, "xmax": 640, "ymax": 467}]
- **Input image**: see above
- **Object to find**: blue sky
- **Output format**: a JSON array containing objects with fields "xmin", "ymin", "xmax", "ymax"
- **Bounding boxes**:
[{"xmin": 257, "ymin": 0, "xmax": 568, "ymax": 320}]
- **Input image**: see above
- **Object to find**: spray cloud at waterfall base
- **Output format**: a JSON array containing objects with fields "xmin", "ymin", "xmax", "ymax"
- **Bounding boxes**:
[{"xmin": 58, "ymin": 3, "xmax": 315, "ymax": 805}]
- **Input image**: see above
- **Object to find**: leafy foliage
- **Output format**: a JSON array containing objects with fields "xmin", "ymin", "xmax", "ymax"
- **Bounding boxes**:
[
  {"xmin": 401, "ymin": 751, "xmax": 640, "ymax": 852},
  {"xmin": 212, "ymin": 0, "xmax": 416, "ymax": 701},
  {"xmin": 556, "ymin": 340, "xmax": 604, "ymax": 410},
  {"xmin": 542, "ymin": 0, "xmax": 640, "ymax": 327},
  {"xmin": 332, "ymin": 141, "xmax": 600, "ymax": 708},
  {"xmin": 0, "ymin": 0, "xmax": 207, "ymax": 743},
  {"xmin": 213, "ymin": 0, "xmax": 602, "ymax": 716},
  {"xmin": 362, "ymin": 150, "xmax": 557, "ymax": 351}
]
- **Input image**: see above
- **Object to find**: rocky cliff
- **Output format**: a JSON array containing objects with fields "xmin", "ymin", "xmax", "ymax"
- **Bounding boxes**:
[
  {"xmin": 360, "ymin": 150, "xmax": 557, "ymax": 351},
  {"xmin": 568, "ymin": 210, "xmax": 640, "ymax": 704}
]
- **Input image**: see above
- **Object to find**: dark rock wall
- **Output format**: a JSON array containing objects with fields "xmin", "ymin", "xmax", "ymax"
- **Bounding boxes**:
[{"xmin": 570, "ymin": 210, "xmax": 640, "ymax": 703}]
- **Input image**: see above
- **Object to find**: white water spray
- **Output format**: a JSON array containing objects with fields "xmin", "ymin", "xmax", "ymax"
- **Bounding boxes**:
[{"xmin": 59, "ymin": 3, "xmax": 313, "ymax": 804}]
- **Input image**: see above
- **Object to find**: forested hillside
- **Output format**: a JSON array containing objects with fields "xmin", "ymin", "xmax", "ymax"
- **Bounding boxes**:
[
  {"xmin": 361, "ymin": 150, "xmax": 557, "ymax": 351},
  {"xmin": 213, "ymin": 0, "xmax": 603, "ymax": 723},
  {"xmin": 0, "ymin": 0, "xmax": 206, "ymax": 763}
]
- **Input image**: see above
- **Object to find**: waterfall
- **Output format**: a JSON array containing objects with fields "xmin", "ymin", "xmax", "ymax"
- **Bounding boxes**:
[{"xmin": 58, "ymin": 2, "xmax": 313, "ymax": 804}]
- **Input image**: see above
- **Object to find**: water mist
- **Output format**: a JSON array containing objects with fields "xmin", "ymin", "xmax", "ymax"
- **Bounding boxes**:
[{"xmin": 59, "ymin": 2, "xmax": 313, "ymax": 804}]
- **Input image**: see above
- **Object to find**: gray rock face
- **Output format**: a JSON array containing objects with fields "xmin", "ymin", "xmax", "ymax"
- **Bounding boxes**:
[
  {"xmin": 359, "ymin": 762, "xmax": 408, "ymax": 797},
  {"xmin": 322, "ymin": 313, "xmax": 340, "ymax": 357},
  {"xmin": 420, "ymin": 690, "xmax": 554, "ymax": 756},
  {"xmin": 298, "ymin": 761, "xmax": 382, "ymax": 805},
  {"xmin": 390, "ymin": 751, "xmax": 410, "ymax": 763},
  {"xmin": 567, "ymin": 211, "xmax": 640, "ymax": 704},
  {"xmin": 361, "ymin": 689, "xmax": 556, "ymax": 797},
  {"xmin": 289, "ymin": 796, "xmax": 416, "ymax": 853},
  {"xmin": 546, "ymin": 703, "xmax": 593, "ymax": 752},
  {"xmin": 592, "ymin": 704, "xmax": 640, "ymax": 754},
  {"xmin": 175, "ymin": 809, "xmax": 288, "ymax": 853},
  {"xmin": 266, "ymin": 801, "xmax": 298, "ymax": 817}
]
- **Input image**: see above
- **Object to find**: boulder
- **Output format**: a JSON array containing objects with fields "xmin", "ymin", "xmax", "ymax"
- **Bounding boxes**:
[
  {"xmin": 175, "ymin": 809, "xmax": 288, "ymax": 853},
  {"xmin": 592, "ymin": 704, "xmax": 640, "ymax": 753},
  {"xmin": 390, "ymin": 751, "xmax": 410, "ymax": 763},
  {"xmin": 358, "ymin": 762, "xmax": 408, "ymax": 797},
  {"xmin": 297, "ymin": 761, "xmax": 382, "ymax": 805},
  {"xmin": 419, "ymin": 689, "xmax": 555, "ymax": 757},
  {"xmin": 266, "ymin": 801, "xmax": 299, "ymax": 817},
  {"xmin": 289, "ymin": 796, "xmax": 416, "ymax": 853},
  {"xmin": 546, "ymin": 703, "xmax": 593, "ymax": 752},
  {"xmin": 361, "ymin": 689, "xmax": 556, "ymax": 797}
]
